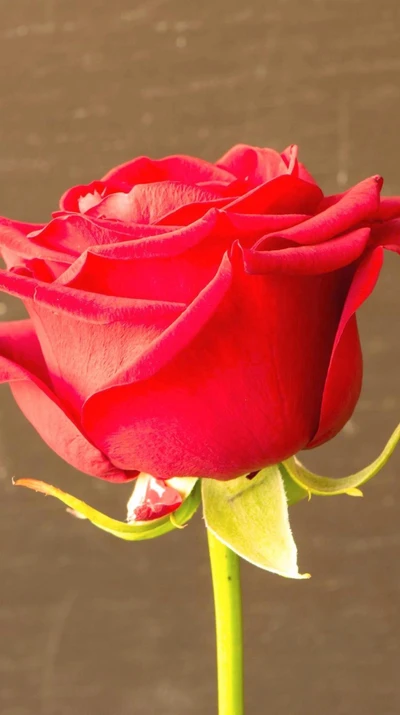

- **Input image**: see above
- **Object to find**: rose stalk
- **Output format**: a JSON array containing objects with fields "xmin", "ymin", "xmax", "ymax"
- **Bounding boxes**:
[
  {"xmin": 0, "ymin": 144, "xmax": 399, "ymax": 713},
  {"xmin": 208, "ymin": 532, "xmax": 243, "ymax": 715}
]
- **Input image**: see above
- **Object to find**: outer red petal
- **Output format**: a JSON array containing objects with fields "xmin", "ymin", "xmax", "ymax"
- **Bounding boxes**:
[
  {"xmin": 82, "ymin": 251, "xmax": 350, "ymax": 480},
  {"xmin": 0, "ymin": 320, "xmax": 132, "ymax": 481},
  {"xmin": 307, "ymin": 248, "xmax": 384, "ymax": 449}
]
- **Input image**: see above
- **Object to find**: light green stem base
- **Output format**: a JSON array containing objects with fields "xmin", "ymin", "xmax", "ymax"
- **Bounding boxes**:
[{"xmin": 207, "ymin": 530, "xmax": 244, "ymax": 715}]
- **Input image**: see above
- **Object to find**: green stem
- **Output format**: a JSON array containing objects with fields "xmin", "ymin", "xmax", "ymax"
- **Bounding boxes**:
[{"xmin": 207, "ymin": 529, "xmax": 244, "ymax": 715}]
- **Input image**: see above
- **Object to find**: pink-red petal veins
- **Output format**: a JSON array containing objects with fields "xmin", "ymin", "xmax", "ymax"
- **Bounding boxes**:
[
  {"xmin": 85, "ymin": 182, "xmax": 225, "ymax": 225},
  {"xmin": 0, "ymin": 320, "xmax": 133, "ymax": 481},
  {"xmin": 243, "ymin": 228, "xmax": 371, "ymax": 276},
  {"xmin": 308, "ymin": 248, "xmax": 384, "ymax": 449}
]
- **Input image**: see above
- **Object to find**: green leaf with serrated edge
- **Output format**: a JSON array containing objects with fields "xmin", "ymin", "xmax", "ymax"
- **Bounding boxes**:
[
  {"xmin": 282, "ymin": 423, "xmax": 400, "ymax": 497},
  {"xmin": 202, "ymin": 466, "xmax": 309, "ymax": 579},
  {"xmin": 14, "ymin": 478, "xmax": 201, "ymax": 540}
]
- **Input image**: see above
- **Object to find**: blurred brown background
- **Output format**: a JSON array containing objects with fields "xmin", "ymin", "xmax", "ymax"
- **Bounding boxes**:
[{"xmin": 0, "ymin": 1, "xmax": 399, "ymax": 713}]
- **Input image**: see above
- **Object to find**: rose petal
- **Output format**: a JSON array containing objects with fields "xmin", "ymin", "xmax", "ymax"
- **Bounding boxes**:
[
  {"xmin": 82, "ymin": 251, "xmax": 350, "ymax": 479},
  {"xmin": 0, "ymin": 267, "xmax": 184, "ymax": 320},
  {"xmin": 126, "ymin": 474, "xmax": 182, "ymax": 522},
  {"xmin": 85, "ymin": 182, "xmax": 225, "ymax": 225},
  {"xmin": 27, "ymin": 213, "xmax": 170, "ymax": 257},
  {"xmin": 87, "ymin": 211, "xmax": 308, "ymax": 260},
  {"xmin": 30, "ymin": 213, "xmax": 178, "ymax": 258},
  {"xmin": 216, "ymin": 144, "xmax": 290, "ymax": 185},
  {"xmin": 0, "ymin": 218, "xmax": 71, "ymax": 276},
  {"xmin": 225, "ymin": 174, "xmax": 323, "ymax": 215},
  {"xmin": 280, "ymin": 145, "xmax": 317, "ymax": 184},
  {"xmin": 378, "ymin": 196, "xmax": 400, "ymax": 221},
  {"xmin": 0, "ymin": 320, "xmax": 132, "ymax": 481},
  {"xmin": 264, "ymin": 176, "xmax": 382, "ymax": 246},
  {"xmin": 59, "ymin": 179, "xmax": 132, "ymax": 212},
  {"xmin": 0, "ymin": 268, "xmax": 185, "ymax": 410},
  {"xmin": 308, "ymin": 248, "xmax": 384, "ymax": 448},
  {"xmin": 57, "ymin": 212, "xmax": 229, "ymax": 303},
  {"xmin": 371, "ymin": 218, "xmax": 400, "ymax": 253},
  {"xmin": 57, "ymin": 210, "xmax": 311, "ymax": 303},
  {"xmin": 102, "ymin": 154, "xmax": 236, "ymax": 186},
  {"xmin": 155, "ymin": 197, "xmax": 230, "ymax": 226},
  {"xmin": 242, "ymin": 227, "xmax": 371, "ymax": 275}
]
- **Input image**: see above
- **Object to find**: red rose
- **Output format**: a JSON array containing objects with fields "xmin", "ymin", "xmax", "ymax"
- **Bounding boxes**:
[{"xmin": 0, "ymin": 145, "xmax": 399, "ymax": 482}]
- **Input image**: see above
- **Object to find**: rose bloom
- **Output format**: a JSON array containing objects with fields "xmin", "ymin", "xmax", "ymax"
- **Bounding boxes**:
[{"xmin": 0, "ymin": 145, "xmax": 399, "ymax": 487}]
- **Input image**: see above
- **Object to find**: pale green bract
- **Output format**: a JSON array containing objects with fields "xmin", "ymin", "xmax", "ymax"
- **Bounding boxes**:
[
  {"xmin": 202, "ymin": 423, "xmax": 399, "ymax": 578},
  {"xmin": 202, "ymin": 466, "xmax": 310, "ymax": 579}
]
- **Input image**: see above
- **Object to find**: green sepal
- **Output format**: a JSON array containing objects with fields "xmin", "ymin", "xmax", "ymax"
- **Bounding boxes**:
[
  {"xmin": 279, "ymin": 463, "xmax": 308, "ymax": 506},
  {"xmin": 202, "ymin": 466, "xmax": 309, "ymax": 579},
  {"xmin": 14, "ymin": 477, "xmax": 201, "ymax": 540},
  {"xmin": 282, "ymin": 423, "xmax": 400, "ymax": 498}
]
